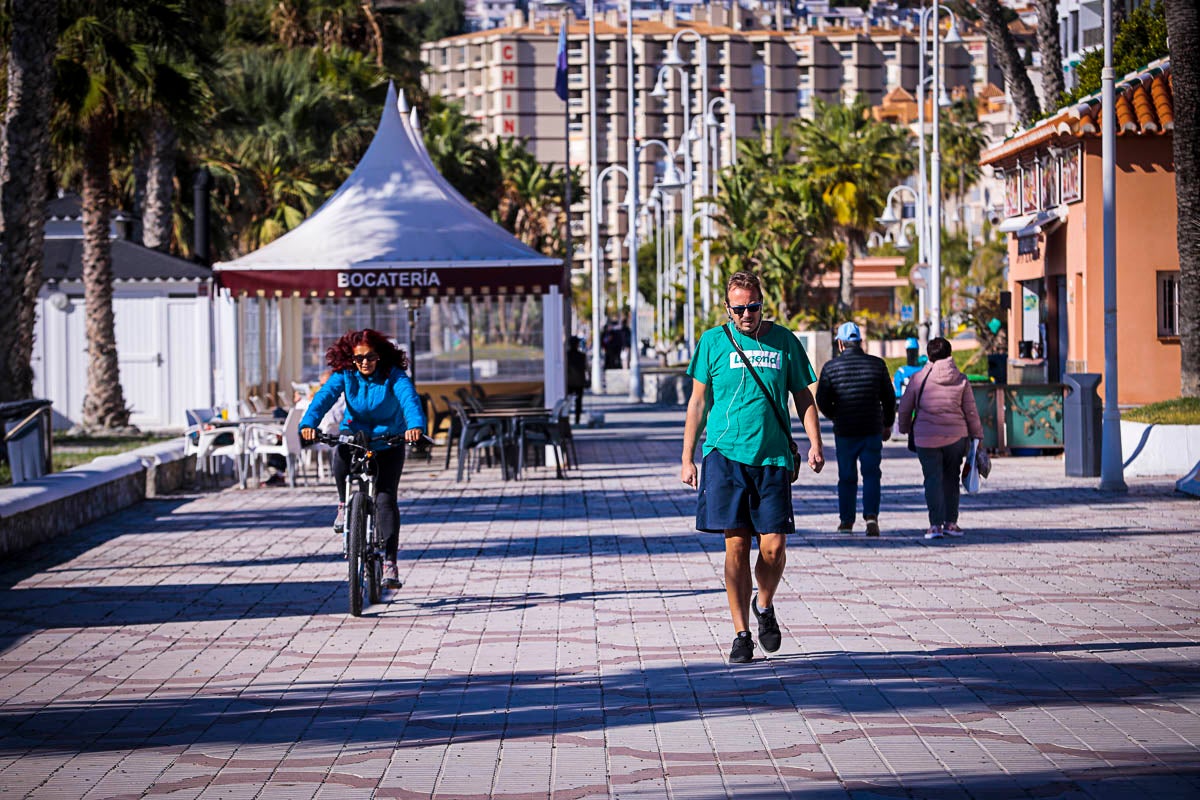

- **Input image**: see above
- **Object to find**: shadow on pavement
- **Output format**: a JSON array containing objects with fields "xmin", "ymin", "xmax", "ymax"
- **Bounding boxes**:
[{"xmin": 2, "ymin": 642, "xmax": 1197, "ymax": 789}]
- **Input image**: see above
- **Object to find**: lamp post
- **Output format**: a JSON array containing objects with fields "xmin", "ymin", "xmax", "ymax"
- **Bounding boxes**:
[
  {"xmin": 661, "ymin": 31, "xmax": 709, "ymax": 317},
  {"xmin": 917, "ymin": 1, "xmax": 960, "ymax": 340},
  {"xmin": 1099, "ymin": 0, "xmax": 1126, "ymax": 491},
  {"xmin": 584, "ymin": 0, "xmax": 602, "ymax": 395},
  {"xmin": 623, "ymin": 0, "xmax": 642, "ymax": 401},
  {"xmin": 640, "ymin": 136, "xmax": 692, "ymax": 354},
  {"xmin": 878, "ymin": 183, "xmax": 924, "ymax": 322},
  {"xmin": 605, "ymin": 236, "xmax": 623, "ymax": 313}
]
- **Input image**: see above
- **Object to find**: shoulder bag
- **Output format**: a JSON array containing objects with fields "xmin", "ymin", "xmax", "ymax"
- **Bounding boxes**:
[
  {"xmin": 721, "ymin": 325, "xmax": 802, "ymax": 483},
  {"xmin": 906, "ymin": 370, "xmax": 929, "ymax": 453}
]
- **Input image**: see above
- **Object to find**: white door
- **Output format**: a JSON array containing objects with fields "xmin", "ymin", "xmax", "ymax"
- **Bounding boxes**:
[
  {"xmin": 165, "ymin": 298, "xmax": 213, "ymax": 427},
  {"xmin": 32, "ymin": 293, "xmax": 88, "ymax": 429},
  {"xmin": 114, "ymin": 295, "xmax": 167, "ymax": 428}
]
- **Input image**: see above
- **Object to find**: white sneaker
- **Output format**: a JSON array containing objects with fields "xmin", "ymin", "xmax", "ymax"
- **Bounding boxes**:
[
  {"xmin": 924, "ymin": 526, "xmax": 944, "ymax": 539},
  {"xmin": 942, "ymin": 522, "xmax": 964, "ymax": 537},
  {"xmin": 333, "ymin": 503, "xmax": 346, "ymax": 533}
]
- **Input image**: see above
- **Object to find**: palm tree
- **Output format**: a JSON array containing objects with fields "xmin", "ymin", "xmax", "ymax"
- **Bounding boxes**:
[
  {"xmin": 52, "ymin": 0, "xmax": 202, "ymax": 431},
  {"xmin": 1034, "ymin": 0, "xmax": 1065, "ymax": 112},
  {"xmin": 0, "ymin": 0, "xmax": 58, "ymax": 402},
  {"xmin": 200, "ymin": 45, "xmax": 383, "ymax": 258},
  {"xmin": 138, "ymin": 0, "xmax": 223, "ymax": 252},
  {"xmin": 421, "ymin": 101, "xmax": 500, "ymax": 216},
  {"xmin": 939, "ymin": 100, "xmax": 990, "ymax": 233},
  {"xmin": 793, "ymin": 98, "xmax": 912, "ymax": 314},
  {"xmin": 976, "ymin": 0, "xmax": 1042, "ymax": 126},
  {"xmin": 1165, "ymin": 0, "xmax": 1199, "ymax": 396}
]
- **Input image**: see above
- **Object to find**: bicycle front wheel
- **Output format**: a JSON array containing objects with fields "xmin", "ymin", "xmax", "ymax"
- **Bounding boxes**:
[{"xmin": 347, "ymin": 492, "xmax": 368, "ymax": 616}]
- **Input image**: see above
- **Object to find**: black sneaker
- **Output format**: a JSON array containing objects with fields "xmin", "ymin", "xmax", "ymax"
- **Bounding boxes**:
[
  {"xmin": 752, "ymin": 595, "xmax": 782, "ymax": 653},
  {"xmin": 729, "ymin": 632, "xmax": 755, "ymax": 664},
  {"xmin": 865, "ymin": 518, "xmax": 880, "ymax": 537}
]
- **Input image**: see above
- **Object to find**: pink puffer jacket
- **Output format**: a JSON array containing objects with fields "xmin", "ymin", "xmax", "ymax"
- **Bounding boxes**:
[{"xmin": 896, "ymin": 358, "xmax": 984, "ymax": 449}]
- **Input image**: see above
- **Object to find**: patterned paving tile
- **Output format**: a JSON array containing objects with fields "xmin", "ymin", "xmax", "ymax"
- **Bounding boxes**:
[{"xmin": 1, "ymin": 398, "xmax": 1198, "ymax": 798}]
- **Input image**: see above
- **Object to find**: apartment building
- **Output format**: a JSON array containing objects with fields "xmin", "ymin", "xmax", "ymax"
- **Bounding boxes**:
[{"xmin": 422, "ymin": 3, "xmax": 1006, "ymax": 285}]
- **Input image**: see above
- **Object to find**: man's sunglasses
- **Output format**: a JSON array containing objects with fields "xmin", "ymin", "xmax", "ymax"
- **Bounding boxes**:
[
  {"xmin": 728, "ymin": 302, "xmax": 763, "ymax": 316},
  {"xmin": 351, "ymin": 353, "xmax": 380, "ymax": 364}
]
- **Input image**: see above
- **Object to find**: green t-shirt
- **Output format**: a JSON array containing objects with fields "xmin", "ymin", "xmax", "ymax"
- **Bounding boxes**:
[{"xmin": 686, "ymin": 322, "xmax": 816, "ymax": 467}]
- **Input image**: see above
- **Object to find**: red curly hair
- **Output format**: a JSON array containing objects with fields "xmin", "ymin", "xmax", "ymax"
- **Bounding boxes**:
[{"xmin": 326, "ymin": 329, "xmax": 409, "ymax": 374}]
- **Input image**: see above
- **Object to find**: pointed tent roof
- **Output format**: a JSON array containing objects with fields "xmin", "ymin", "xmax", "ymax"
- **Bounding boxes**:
[{"xmin": 214, "ymin": 83, "xmax": 562, "ymax": 297}]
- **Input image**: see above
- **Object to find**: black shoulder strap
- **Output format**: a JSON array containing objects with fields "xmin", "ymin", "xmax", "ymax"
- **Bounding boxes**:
[
  {"xmin": 912, "ymin": 368, "xmax": 930, "ymax": 422},
  {"xmin": 722, "ymin": 324, "xmax": 791, "ymax": 439}
]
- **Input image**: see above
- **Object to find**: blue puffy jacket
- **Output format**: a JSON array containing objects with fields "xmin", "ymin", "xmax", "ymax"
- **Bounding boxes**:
[{"xmin": 300, "ymin": 367, "xmax": 425, "ymax": 449}]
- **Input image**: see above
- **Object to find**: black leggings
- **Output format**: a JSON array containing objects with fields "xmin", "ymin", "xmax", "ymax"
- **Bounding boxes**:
[{"xmin": 333, "ymin": 444, "xmax": 405, "ymax": 559}]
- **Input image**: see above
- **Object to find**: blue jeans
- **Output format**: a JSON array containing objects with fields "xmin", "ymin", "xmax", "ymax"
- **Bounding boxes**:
[
  {"xmin": 915, "ymin": 437, "xmax": 969, "ymax": 527},
  {"xmin": 834, "ymin": 435, "xmax": 883, "ymax": 524}
]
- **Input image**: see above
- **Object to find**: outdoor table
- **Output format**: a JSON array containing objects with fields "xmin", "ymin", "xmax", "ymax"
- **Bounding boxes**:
[
  {"xmin": 466, "ymin": 408, "xmax": 556, "ymax": 480},
  {"xmin": 207, "ymin": 415, "xmax": 284, "ymax": 488}
]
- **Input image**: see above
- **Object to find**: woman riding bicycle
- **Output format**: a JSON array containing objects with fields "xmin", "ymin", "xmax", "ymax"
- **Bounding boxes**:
[{"xmin": 300, "ymin": 328, "xmax": 425, "ymax": 587}]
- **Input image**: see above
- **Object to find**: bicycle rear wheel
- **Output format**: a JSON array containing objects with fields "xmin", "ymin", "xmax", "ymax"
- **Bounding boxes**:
[
  {"xmin": 347, "ymin": 492, "xmax": 368, "ymax": 616},
  {"xmin": 367, "ymin": 517, "xmax": 382, "ymax": 605}
]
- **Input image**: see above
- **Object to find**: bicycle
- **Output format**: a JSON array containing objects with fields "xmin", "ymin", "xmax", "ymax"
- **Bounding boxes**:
[{"xmin": 308, "ymin": 431, "xmax": 406, "ymax": 616}]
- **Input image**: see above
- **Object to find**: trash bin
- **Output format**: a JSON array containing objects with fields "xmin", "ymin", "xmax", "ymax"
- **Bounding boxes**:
[
  {"xmin": 987, "ymin": 353, "xmax": 1007, "ymax": 385},
  {"xmin": 0, "ymin": 399, "xmax": 53, "ymax": 483},
  {"xmin": 1063, "ymin": 374, "xmax": 1102, "ymax": 477}
]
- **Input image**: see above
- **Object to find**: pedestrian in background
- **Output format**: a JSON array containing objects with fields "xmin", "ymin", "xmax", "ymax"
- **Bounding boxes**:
[
  {"xmin": 815, "ymin": 322, "xmax": 896, "ymax": 536},
  {"xmin": 892, "ymin": 337, "xmax": 925, "ymax": 399},
  {"xmin": 681, "ymin": 271, "xmax": 824, "ymax": 664},
  {"xmin": 896, "ymin": 337, "xmax": 984, "ymax": 540},
  {"xmin": 566, "ymin": 336, "xmax": 588, "ymax": 425}
]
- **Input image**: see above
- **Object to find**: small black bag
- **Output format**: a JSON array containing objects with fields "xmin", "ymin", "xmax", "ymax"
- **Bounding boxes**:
[
  {"xmin": 722, "ymin": 325, "xmax": 802, "ymax": 483},
  {"xmin": 906, "ymin": 372, "xmax": 929, "ymax": 453}
]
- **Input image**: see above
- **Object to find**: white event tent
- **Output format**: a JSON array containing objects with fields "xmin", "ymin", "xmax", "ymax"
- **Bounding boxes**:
[{"xmin": 212, "ymin": 83, "xmax": 565, "ymax": 411}]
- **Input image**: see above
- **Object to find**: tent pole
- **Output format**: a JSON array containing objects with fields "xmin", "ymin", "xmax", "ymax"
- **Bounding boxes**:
[{"xmin": 467, "ymin": 300, "xmax": 476, "ymax": 389}]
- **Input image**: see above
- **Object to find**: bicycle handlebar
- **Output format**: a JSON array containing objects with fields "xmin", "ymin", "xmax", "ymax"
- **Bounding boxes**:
[{"xmin": 303, "ymin": 430, "xmax": 432, "ymax": 450}]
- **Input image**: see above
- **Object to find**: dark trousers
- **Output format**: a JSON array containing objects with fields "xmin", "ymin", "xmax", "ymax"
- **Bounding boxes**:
[
  {"xmin": 570, "ymin": 387, "xmax": 584, "ymax": 424},
  {"xmin": 834, "ymin": 434, "xmax": 883, "ymax": 524},
  {"xmin": 333, "ymin": 444, "xmax": 405, "ymax": 559},
  {"xmin": 915, "ymin": 437, "xmax": 969, "ymax": 527}
]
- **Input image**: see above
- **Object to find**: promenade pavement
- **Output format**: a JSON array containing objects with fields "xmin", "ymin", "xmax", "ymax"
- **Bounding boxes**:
[{"xmin": 1, "ymin": 398, "xmax": 1198, "ymax": 799}]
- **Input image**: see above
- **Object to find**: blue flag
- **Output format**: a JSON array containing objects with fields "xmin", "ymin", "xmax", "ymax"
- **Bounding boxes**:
[{"xmin": 554, "ymin": 20, "xmax": 569, "ymax": 101}]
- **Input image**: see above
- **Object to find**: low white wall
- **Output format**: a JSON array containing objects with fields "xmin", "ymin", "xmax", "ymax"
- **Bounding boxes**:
[
  {"xmin": 1121, "ymin": 420, "xmax": 1200, "ymax": 477},
  {"xmin": 0, "ymin": 440, "xmax": 190, "ymax": 557}
]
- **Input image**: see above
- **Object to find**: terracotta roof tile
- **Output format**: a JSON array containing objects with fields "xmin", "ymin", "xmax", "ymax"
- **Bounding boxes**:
[
  {"xmin": 980, "ymin": 57, "xmax": 1172, "ymax": 165},
  {"xmin": 1151, "ymin": 75, "xmax": 1174, "ymax": 130},
  {"xmin": 1131, "ymin": 84, "xmax": 1157, "ymax": 132}
]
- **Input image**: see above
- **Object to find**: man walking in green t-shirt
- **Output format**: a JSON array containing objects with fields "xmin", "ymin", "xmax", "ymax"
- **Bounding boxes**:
[{"xmin": 681, "ymin": 271, "xmax": 825, "ymax": 663}]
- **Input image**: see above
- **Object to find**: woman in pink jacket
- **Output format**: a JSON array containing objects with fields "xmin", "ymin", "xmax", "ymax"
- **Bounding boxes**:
[{"xmin": 896, "ymin": 337, "xmax": 984, "ymax": 539}]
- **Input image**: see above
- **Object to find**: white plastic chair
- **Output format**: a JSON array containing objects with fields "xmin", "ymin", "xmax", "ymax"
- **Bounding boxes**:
[
  {"xmin": 245, "ymin": 407, "xmax": 306, "ymax": 487},
  {"xmin": 184, "ymin": 408, "xmax": 243, "ymax": 486}
]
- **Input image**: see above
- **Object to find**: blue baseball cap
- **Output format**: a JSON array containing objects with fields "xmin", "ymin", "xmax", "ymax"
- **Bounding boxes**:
[
  {"xmin": 835, "ymin": 322, "xmax": 862, "ymax": 342},
  {"xmin": 905, "ymin": 337, "xmax": 919, "ymax": 349}
]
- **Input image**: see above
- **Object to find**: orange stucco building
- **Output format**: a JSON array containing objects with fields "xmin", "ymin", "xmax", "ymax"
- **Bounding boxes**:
[{"xmin": 980, "ymin": 57, "xmax": 1179, "ymax": 406}]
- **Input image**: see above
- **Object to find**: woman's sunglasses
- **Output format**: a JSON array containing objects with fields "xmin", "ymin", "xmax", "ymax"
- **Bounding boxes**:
[
  {"xmin": 728, "ymin": 302, "xmax": 763, "ymax": 316},
  {"xmin": 351, "ymin": 353, "xmax": 380, "ymax": 365}
]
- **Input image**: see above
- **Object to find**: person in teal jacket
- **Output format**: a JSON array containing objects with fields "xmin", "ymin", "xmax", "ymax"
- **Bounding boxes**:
[{"xmin": 301, "ymin": 328, "xmax": 426, "ymax": 587}]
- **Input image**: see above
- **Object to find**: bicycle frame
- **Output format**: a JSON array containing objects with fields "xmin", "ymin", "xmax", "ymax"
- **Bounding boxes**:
[{"xmin": 311, "ymin": 432, "xmax": 404, "ymax": 615}]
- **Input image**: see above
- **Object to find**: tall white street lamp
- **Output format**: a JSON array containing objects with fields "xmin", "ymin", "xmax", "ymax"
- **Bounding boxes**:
[
  {"xmin": 640, "ymin": 136, "xmax": 693, "ymax": 355},
  {"xmin": 595, "ymin": 161, "xmax": 632, "ymax": 317},
  {"xmin": 663, "ymin": 30, "xmax": 709, "ymax": 315},
  {"xmin": 544, "ymin": 0, "xmax": 602, "ymax": 392},
  {"xmin": 878, "ymin": 183, "xmax": 924, "ymax": 324},
  {"xmin": 605, "ymin": 235, "xmax": 624, "ymax": 312},
  {"xmin": 584, "ymin": 0, "xmax": 602, "ymax": 395},
  {"xmin": 623, "ymin": 0, "xmax": 642, "ymax": 401},
  {"xmin": 1099, "ymin": 0, "xmax": 1125, "ymax": 491},
  {"xmin": 918, "ymin": 1, "xmax": 960, "ymax": 340}
]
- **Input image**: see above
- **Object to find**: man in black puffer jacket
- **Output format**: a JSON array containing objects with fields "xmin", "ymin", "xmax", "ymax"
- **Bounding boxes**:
[{"xmin": 816, "ymin": 322, "xmax": 896, "ymax": 536}]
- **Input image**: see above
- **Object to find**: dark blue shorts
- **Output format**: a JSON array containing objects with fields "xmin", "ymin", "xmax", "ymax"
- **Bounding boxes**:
[{"xmin": 696, "ymin": 449, "xmax": 795, "ymax": 535}]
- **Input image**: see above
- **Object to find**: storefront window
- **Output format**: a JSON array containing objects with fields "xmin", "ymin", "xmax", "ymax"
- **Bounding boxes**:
[{"xmin": 1019, "ymin": 279, "xmax": 1045, "ymax": 359}]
